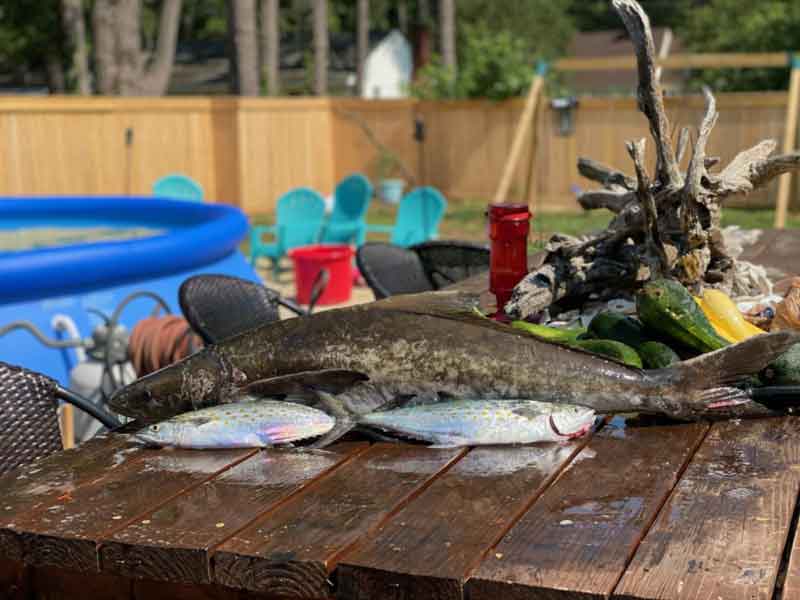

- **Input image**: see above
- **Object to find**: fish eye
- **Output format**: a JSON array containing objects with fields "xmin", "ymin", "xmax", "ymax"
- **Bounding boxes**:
[{"xmin": 150, "ymin": 424, "xmax": 160, "ymax": 432}]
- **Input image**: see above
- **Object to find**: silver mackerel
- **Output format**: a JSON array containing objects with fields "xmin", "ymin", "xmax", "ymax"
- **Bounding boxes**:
[
  {"xmin": 136, "ymin": 398, "xmax": 334, "ymax": 449},
  {"xmin": 360, "ymin": 400, "xmax": 596, "ymax": 447}
]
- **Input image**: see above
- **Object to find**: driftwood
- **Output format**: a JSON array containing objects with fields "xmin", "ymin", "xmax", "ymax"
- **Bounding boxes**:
[{"xmin": 505, "ymin": 0, "xmax": 800, "ymax": 320}]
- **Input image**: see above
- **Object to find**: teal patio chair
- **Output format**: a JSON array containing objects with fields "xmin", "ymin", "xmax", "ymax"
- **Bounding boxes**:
[
  {"xmin": 152, "ymin": 173, "xmax": 204, "ymax": 202},
  {"xmin": 366, "ymin": 186, "xmax": 447, "ymax": 247},
  {"xmin": 250, "ymin": 187, "xmax": 326, "ymax": 279},
  {"xmin": 321, "ymin": 173, "xmax": 373, "ymax": 246}
]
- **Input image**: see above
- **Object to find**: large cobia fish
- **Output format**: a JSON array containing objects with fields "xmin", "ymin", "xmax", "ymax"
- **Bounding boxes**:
[
  {"xmin": 358, "ymin": 399, "xmax": 596, "ymax": 447},
  {"xmin": 110, "ymin": 291, "xmax": 800, "ymax": 446}
]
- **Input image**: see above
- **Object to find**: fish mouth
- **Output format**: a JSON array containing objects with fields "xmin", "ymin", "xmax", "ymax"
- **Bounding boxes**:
[
  {"xmin": 549, "ymin": 415, "xmax": 593, "ymax": 440},
  {"xmin": 132, "ymin": 433, "xmax": 163, "ymax": 448}
]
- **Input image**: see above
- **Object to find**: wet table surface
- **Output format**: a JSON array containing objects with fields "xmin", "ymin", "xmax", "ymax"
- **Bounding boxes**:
[{"xmin": 2, "ymin": 229, "xmax": 800, "ymax": 600}]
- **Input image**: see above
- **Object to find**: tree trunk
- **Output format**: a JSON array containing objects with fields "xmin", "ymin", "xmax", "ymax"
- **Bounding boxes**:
[
  {"xmin": 312, "ymin": 0, "xmax": 328, "ymax": 95},
  {"xmin": 45, "ymin": 54, "xmax": 66, "ymax": 93},
  {"xmin": 439, "ymin": 0, "xmax": 455, "ymax": 74},
  {"xmin": 260, "ymin": 0, "xmax": 280, "ymax": 95},
  {"xmin": 92, "ymin": 0, "xmax": 182, "ymax": 96},
  {"xmin": 397, "ymin": 2, "xmax": 408, "ymax": 35},
  {"xmin": 231, "ymin": 0, "xmax": 260, "ymax": 96},
  {"xmin": 61, "ymin": 0, "xmax": 91, "ymax": 94},
  {"xmin": 356, "ymin": 0, "xmax": 369, "ymax": 93},
  {"xmin": 137, "ymin": 0, "xmax": 183, "ymax": 95},
  {"xmin": 92, "ymin": 0, "xmax": 118, "ymax": 94}
]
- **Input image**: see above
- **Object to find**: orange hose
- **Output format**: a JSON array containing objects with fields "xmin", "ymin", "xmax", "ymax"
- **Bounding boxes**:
[{"xmin": 129, "ymin": 316, "xmax": 203, "ymax": 377}]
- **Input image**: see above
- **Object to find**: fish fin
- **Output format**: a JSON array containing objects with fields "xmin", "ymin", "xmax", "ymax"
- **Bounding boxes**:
[
  {"xmin": 372, "ymin": 290, "xmax": 484, "ymax": 318},
  {"xmin": 655, "ymin": 331, "xmax": 800, "ymax": 388},
  {"xmin": 242, "ymin": 370, "xmax": 369, "ymax": 397},
  {"xmin": 307, "ymin": 418, "xmax": 355, "ymax": 449},
  {"xmin": 353, "ymin": 426, "xmax": 402, "ymax": 443}
]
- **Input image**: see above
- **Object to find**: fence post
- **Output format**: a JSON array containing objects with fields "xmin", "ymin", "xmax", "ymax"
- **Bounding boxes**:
[{"xmin": 774, "ymin": 53, "xmax": 800, "ymax": 228}]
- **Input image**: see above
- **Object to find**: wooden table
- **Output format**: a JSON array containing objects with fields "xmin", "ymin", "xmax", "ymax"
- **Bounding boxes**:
[
  {"xmin": 3, "ymin": 229, "xmax": 800, "ymax": 600},
  {"xmin": 3, "ymin": 417, "xmax": 800, "ymax": 599}
]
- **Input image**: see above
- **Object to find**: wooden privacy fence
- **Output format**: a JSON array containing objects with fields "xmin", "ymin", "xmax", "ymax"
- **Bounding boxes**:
[{"xmin": 0, "ymin": 92, "xmax": 795, "ymax": 214}]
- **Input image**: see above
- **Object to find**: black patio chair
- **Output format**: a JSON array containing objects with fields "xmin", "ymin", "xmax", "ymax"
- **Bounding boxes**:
[
  {"xmin": 356, "ymin": 242, "xmax": 435, "ymax": 300},
  {"xmin": 179, "ymin": 272, "xmax": 329, "ymax": 345},
  {"xmin": 411, "ymin": 240, "xmax": 490, "ymax": 288},
  {"xmin": 0, "ymin": 361, "xmax": 120, "ymax": 475}
]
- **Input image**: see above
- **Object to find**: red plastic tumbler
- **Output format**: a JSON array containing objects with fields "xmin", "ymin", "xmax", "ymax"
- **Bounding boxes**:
[{"xmin": 488, "ymin": 203, "xmax": 531, "ymax": 314}]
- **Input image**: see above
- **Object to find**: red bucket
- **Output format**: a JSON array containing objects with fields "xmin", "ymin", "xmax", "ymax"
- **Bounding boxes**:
[{"xmin": 289, "ymin": 244, "xmax": 354, "ymax": 306}]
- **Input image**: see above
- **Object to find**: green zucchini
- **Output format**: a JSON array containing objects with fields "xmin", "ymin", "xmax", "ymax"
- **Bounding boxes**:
[
  {"xmin": 573, "ymin": 339, "xmax": 643, "ymax": 368},
  {"xmin": 636, "ymin": 279, "xmax": 729, "ymax": 353},
  {"xmin": 637, "ymin": 341, "xmax": 680, "ymax": 369},
  {"xmin": 511, "ymin": 321, "xmax": 587, "ymax": 344},
  {"xmin": 588, "ymin": 311, "xmax": 648, "ymax": 349},
  {"xmin": 762, "ymin": 342, "xmax": 800, "ymax": 385}
]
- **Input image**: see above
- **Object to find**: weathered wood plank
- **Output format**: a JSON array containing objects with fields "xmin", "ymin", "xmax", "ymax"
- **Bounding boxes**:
[
  {"xmin": 213, "ymin": 443, "xmax": 466, "ymax": 597},
  {"xmin": 466, "ymin": 420, "xmax": 708, "ymax": 600},
  {"xmin": 337, "ymin": 441, "xmax": 586, "ymax": 600},
  {"xmin": 100, "ymin": 443, "xmax": 367, "ymax": 584},
  {"xmin": 0, "ymin": 434, "xmax": 141, "ymax": 561},
  {"xmin": 614, "ymin": 417, "xmax": 800, "ymax": 600},
  {"xmin": 0, "ymin": 559, "xmax": 28, "ymax": 600},
  {"xmin": 11, "ymin": 447, "xmax": 256, "ymax": 573},
  {"xmin": 780, "ymin": 519, "xmax": 800, "ymax": 600}
]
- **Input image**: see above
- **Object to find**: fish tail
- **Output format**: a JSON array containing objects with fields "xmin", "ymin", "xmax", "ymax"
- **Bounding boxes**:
[
  {"xmin": 650, "ymin": 331, "xmax": 800, "ymax": 418},
  {"xmin": 308, "ymin": 391, "xmax": 357, "ymax": 448}
]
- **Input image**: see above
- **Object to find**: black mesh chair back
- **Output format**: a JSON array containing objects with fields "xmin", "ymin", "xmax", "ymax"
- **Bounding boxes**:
[
  {"xmin": 179, "ymin": 274, "xmax": 282, "ymax": 344},
  {"xmin": 0, "ymin": 361, "xmax": 63, "ymax": 475},
  {"xmin": 356, "ymin": 242, "xmax": 435, "ymax": 300},
  {"xmin": 411, "ymin": 240, "xmax": 490, "ymax": 289}
]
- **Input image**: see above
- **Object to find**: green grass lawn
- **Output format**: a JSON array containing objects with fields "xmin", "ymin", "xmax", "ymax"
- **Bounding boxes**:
[{"xmin": 245, "ymin": 200, "xmax": 800, "ymax": 255}]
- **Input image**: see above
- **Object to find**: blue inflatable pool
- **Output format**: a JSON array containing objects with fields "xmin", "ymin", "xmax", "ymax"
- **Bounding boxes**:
[{"xmin": 0, "ymin": 196, "xmax": 259, "ymax": 385}]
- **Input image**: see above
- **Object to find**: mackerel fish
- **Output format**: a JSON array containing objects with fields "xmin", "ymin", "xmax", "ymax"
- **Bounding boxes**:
[
  {"xmin": 359, "ymin": 399, "xmax": 596, "ymax": 447},
  {"xmin": 136, "ymin": 398, "xmax": 334, "ymax": 449}
]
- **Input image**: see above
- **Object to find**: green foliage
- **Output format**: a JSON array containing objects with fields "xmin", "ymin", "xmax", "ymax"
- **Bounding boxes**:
[
  {"xmin": 410, "ymin": 23, "xmax": 536, "ymax": 100},
  {"xmin": 679, "ymin": 0, "xmax": 800, "ymax": 91},
  {"xmin": 0, "ymin": 0, "xmax": 63, "ymax": 81},
  {"xmin": 456, "ymin": 0, "xmax": 574, "ymax": 58},
  {"xmin": 569, "ymin": 1, "xmax": 694, "ymax": 31}
]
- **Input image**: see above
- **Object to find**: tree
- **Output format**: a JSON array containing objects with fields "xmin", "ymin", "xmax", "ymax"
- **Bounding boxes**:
[
  {"xmin": 568, "ymin": 0, "xmax": 696, "ymax": 31},
  {"xmin": 456, "ymin": 0, "xmax": 574, "ymax": 58},
  {"xmin": 60, "ymin": 0, "xmax": 91, "ymax": 94},
  {"xmin": 0, "ymin": 0, "xmax": 66, "ymax": 92},
  {"xmin": 260, "ymin": 0, "xmax": 280, "ymax": 95},
  {"xmin": 679, "ymin": 0, "xmax": 800, "ymax": 91},
  {"xmin": 93, "ymin": 0, "xmax": 183, "ymax": 95},
  {"xmin": 230, "ymin": 0, "xmax": 259, "ymax": 95},
  {"xmin": 356, "ymin": 0, "xmax": 369, "ymax": 91},
  {"xmin": 312, "ymin": 0, "xmax": 328, "ymax": 95},
  {"xmin": 439, "ymin": 0, "xmax": 455, "ymax": 73}
]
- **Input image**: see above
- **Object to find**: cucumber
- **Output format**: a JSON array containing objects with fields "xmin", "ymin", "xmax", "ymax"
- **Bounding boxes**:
[
  {"xmin": 588, "ymin": 311, "xmax": 648, "ymax": 349},
  {"xmin": 636, "ymin": 279, "xmax": 730, "ymax": 353},
  {"xmin": 637, "ymin": 340, "xmax": 680, "ymax": 369},
  {"xmin": 763, "ymin": 342, "xmax": 800, "ymax": 385},
  {"xmin": 573, "ymin": 339, "xmax": 643, "ymax": 368},
  {"xmin": 511, "ymin": 321, "xmax": 587, "ymax": 344}
]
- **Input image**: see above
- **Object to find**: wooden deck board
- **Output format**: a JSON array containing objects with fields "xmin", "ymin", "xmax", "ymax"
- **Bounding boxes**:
[
  {"xmin": 9, "ymin": 447, "xmax": 255, "ymax": 573},
  {"xmin": 466, "ymin": 420, "xmax": 708, "ymax": 600},
  {"xmin": 0, "ymin": 434, "xmax": 141, "ymax": 562},
  {"xmin": 337, "ymin": 441, "xmax": 587, "ymax": 600},
  {"xmin": 100, "ymin": 443, "xmax": 367, "ymax": 585},
  {"xmin": 614, "ymin": 417, "xmax": 800, "ymax": 600},
  {"xmin": 212, "ymin": 443, "xmax": 466, "ymax": 597}
]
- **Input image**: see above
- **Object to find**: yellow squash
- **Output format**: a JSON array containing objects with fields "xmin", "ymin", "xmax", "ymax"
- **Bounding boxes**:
[{"xmin": 695, "ymin": 289, "xmax": 764, "ymax": 342}]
